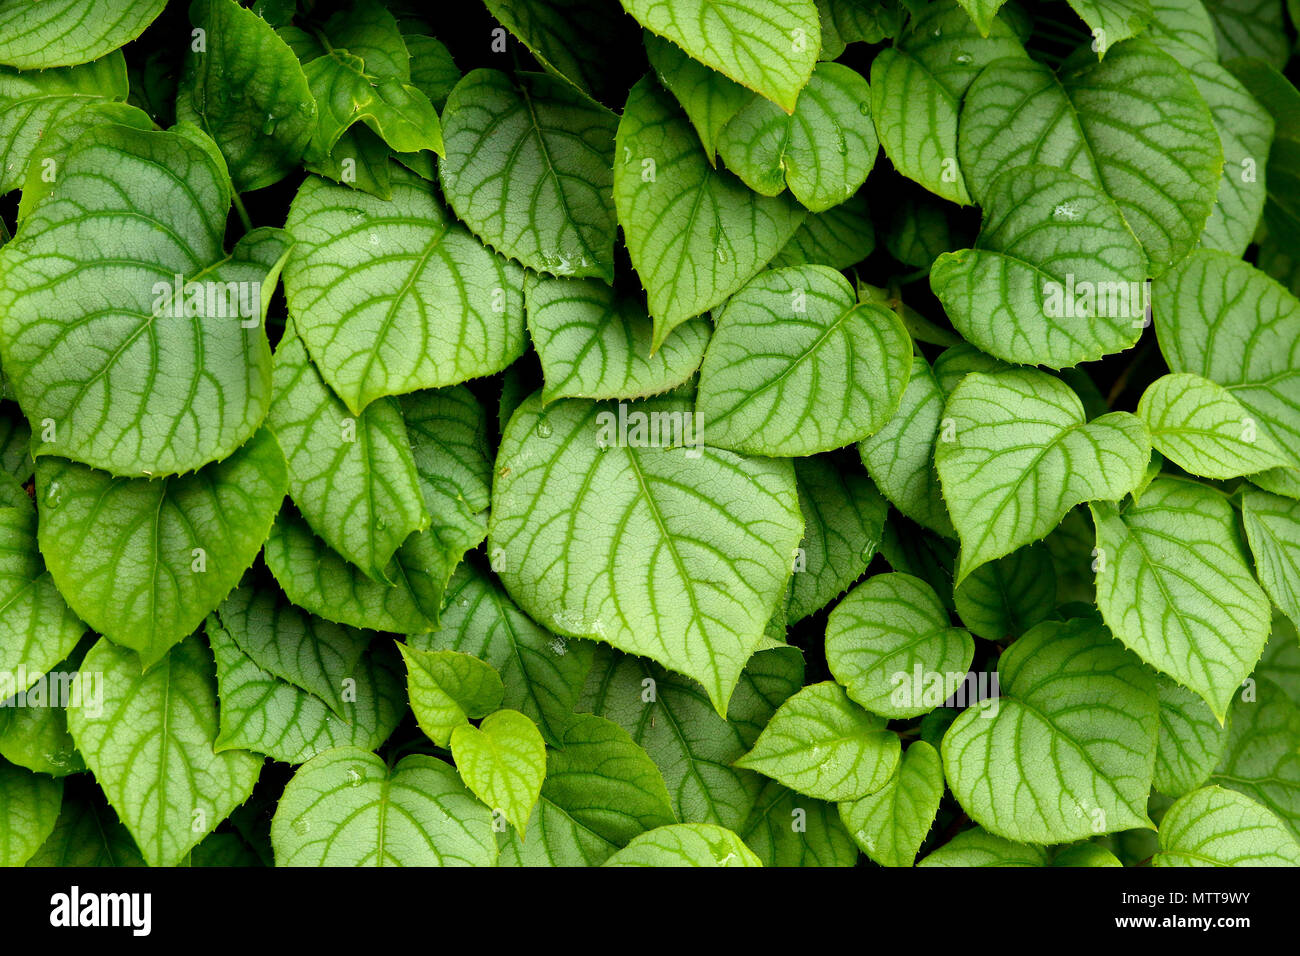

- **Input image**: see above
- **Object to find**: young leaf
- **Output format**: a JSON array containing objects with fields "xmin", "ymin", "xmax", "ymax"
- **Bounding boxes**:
[
  {"xmin": 66, "ymin": 636, "xmax": 262, "ymax": 867},
  {"xmin": 1091, "ymin": 478, "xmax": 1271, "ymax": 720},
  {"xmin": 399, "ymin": 645, "xmax": 503, "ymax": 747},
  {"xmin": 36, "ymin": 428, "xmax": 286, "ymax": 667},
  {"xmin": 0, "ymin": 0, "xmax": 166, "ymax": 69},
  {"xmin": 838, "ymin": 740, "xmax": 944, "ymax": 867},
  {"xmin": 1153, "ymin": 785, "xmax": 1300, "ymax": 866},
  {"xmin": 943, "ymin": 619, "xmax": 1158, "ymax": 844},
  {"xmin": 1242, "ymin": 487, "xmax": 1300, "ymax": 628},
  {"xmin": 696, "ymin": 265, "xmax": 911, "ymax": 456},
  {"xmin": 271, "ymin": 749, "xmax": 497, "ymax": 866},
  {"xmin": 450, "ymin": 709, "xmax": 546, "ymax": 834},
  {"xmin": 0, "ymin": 757, "xmax": 61, "ymax": 865},
  {"xmin": 603, "ymin": 822, "xmax": 763, "ymax": 866}
]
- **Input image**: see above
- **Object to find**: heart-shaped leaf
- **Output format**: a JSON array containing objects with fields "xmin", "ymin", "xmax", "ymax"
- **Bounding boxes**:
[
  {"xmin": 398, "ymin": 644, "xmax": 503, "ymax": 747},
  {"xmin": 1153, "ymin": 786, "xmax": 1300, "ymax": 866},
  {"xmin": 450, "ymin": 709, "xmax": 547, "ymax": 835},
  {"xmin": 839, "ymin": 739, "xmax": 944, "ymax": 868}
]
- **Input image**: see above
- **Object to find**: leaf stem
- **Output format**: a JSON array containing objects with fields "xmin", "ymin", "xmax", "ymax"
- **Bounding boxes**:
[{"xmin": 231, "ymin": 191, "xmax": 253, "ymax": 232}]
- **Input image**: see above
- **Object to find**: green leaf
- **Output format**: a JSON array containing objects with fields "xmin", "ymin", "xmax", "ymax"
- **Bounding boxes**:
[
  {"xmin": 1154, "ymin": 674, "xmax": 1230, "ymax": 797},
  {"xmin": 271, "ymin": 748, "xmax": 497, "ymax": 866},
  {"xmin": 1204, "ymin": 0, "xmax": 1288, "ymax": 66},
  {"xmin": 613, "ymin": 76, "xmax": 805, "ymax": 349},
  {"xmin": 525, "ymin": 276, "xmax": 710, "ymax": 403},
  {"xmin": 36, "ymin": 428, "xmax": 286, "ymax": 667},
  {"xmin": 66, "ymin": 635, "xmax": 262, "ymax": 867},
  {"xmin": 618, "ymin": 0, "xmax": 819, "ymax": 112},
  {"xmin": 771, "ymin": 192, "xmax": 876, "ymax": 270},
  {"xmin": 399, "ymin": 644, "xmax": 503, "ymax": 747},
  {"xmin": 716, "ymin": 61, "xmax": 877, "ymax": 211},
  {"xmin": 450, "ymin": 709, "xmax": 546, "ymax": 834},
  {"xmin": 740, "ymin": 780, "xmax": 857, "ymax": 866},
  {"xmin": 0, "ymin": 0, "xmax": 166, "ymax": 68},
  {"xmin": 0, "ymin": 637, "xmax": 86, "ymax": 777},
  {"xmin": 177, "ymin": 0, "xmax": 315, "ymax": 192},
  {"xmin": 954, "ymin": 0, "xmax": 1011, "ymax": 35},
  {"xmin": 0, "ymin": 505, "xmax": 84, "ymax": 687},
  {"xmin": 490, "ymin": 393, "xmax": 803, "ymax": 716},
  {"xmin": 440, "ymin": 70, "xmax": 617, "ymax": 280},
  {"xmin": 825, "ymin": 573, "xmax": 975, "ymax": 719},
  {"xmin": 1153, "ymin": 785, "xmax": 1300, "ymax": 865},
  {"xmin": 1154, "ymin": 250, "xmax": 1300, "ymax": 465},
  {"xmin": 953, "ymin": 543, "xmax": 1057, "ymax": 641},
  {"xmin": 0, "ymin": 52, "xmax": 128, "ymax": 195},
  {"xmin": 942, "ymin": 618, "xmax": 1158, "ymax": 843},
  {"xmin": 936, "ymin": 368, "xmax": 1150, "ymax": 583},
  {"xmin": 0, "ymin": 125, "xmax": 291, "ymax": 476},
  {"xmin": 1138, "ymin": 372, "xmax": 1291, "ymax": 479},
  {"xmin": 282, "ymin": 169, "xmax": 526, "ymax": 415},
  {"xmin": 404, "ymin": 33, "xmax": 460, "ymax": 110},
  {"xmin": 838, "ymin": 740, "xmax": 944, "ymax": 867},
  {"xmin": 0, "ymin": 757, "xmax": 60, "ymax": 865},
  {"xmin": 1243, "ymin": 487, "xmax": 1300, "ymax": 628},
  {"xmin": 499, "ymin": 713, "xmax": 676, "ymax": 866},
  {"xmin": 1091, "ymin": 478, "xmax": 1271, "ymax": 719},
  {"xmin": 1066, "ymin": 0, "xmax": 1155, "ymax": 55},
  {"xmin": 25, "ymin": 782, "xmax": 145, "ymax": 867},
  {"xmin": 1052, "ymin": 842, "xmax": 1123, "ymax": 866},
  {"xmin": 411, "ymin": 563, "xmax": 593, "ymax": 748},
  {"xmin": 1211, "ymin": 676, "xmax": 1300, "ymax": 839},
  {"xmin": 787, "ymin": 455, "xmax": 888, "ymax": 625},
  {"xmin": 735, "ymin": 681, "xmax": 901, "ymax": 801},
  {"xmin": 918, "ymin": 827, "xmax": 1047, "ymax": 866},
  {"xmin": 930, "ymin": 165, "xmax": 1149, "ymax": 368},
  {"xmin": 268, "ymin": 327, "xmax": 427, "ymax": 582},
  {"xmin": 958, "ymin": 41, "xmax": 1222, "ymax": 274},
  {"xmin": 697, "ymin": 265, "xmax": 911, "ymax": 456},
  {"xmin": 643, "ymin": 32, "xmax": 752, "ymax": 163},
  {"xmin": 604, "ymin": 822, "xmax": 762, "ymax": 866}
]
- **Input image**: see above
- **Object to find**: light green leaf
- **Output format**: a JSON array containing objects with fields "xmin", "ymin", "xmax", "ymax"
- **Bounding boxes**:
[
  {"xmin": 271, "ymin": 748, "xmax": 497, "ymax": 866},
  {"xmin": 0, "ymin": 0, "xmax": 166, "ymax": 68},
  {"xmin": 1091, "ymin": 478, "xmax": 1271, "ymax": 719},
  {"xmin": 613, "ymin": 76, "xmax": 805, "ymax": 349},
  {"xmin": 930, "ymin": 165, "xmax": 1149, "ymax": 368},
  {"xmin": 838, "ymin": 740, "xmax": 944, "ymax": 867},
  {"xmin": 918, "ymin": 827, "xmax": 1047, "ymax": 866},
  {"xmin": 1154, "ymin": 674, "xmax": 1230, "ymax": 796},
  {"xmin": 0, "ymin": 126, "xmax": 290, "ymax": 476},
  {"xmin": 36, "ymin": 429, "xmax": 286, "ymax": 667},
  {"xmin": 643, "ymin": 32, "xmax": 751, "ymax": 163},
  {"xmin": 178, "ymin": 0, "xmax": 315, "ymax": 192},
  {"xmin": 787, "ymin": 455, "xmax": 888, "ymax": 625},
  {"xmin": 66, "ymin": 636, "xmax": 262, "ymax": 867},
  {"xmin": 411, "ymin": 563, "xmax": 593, "ymax": 748},
  {"xmin": 441, "ymin": 70, "xmax": 617, "ymax": 280},
  {"xmin": 1243, "ymin": 487, "xmax": 1300, "ymax": 627},
  {"xmin": 268, "ymin": 327, "xmax": 426, "ymax": 582},
  {"xmin": 1066, "ymin": 0, "xmax": 1155, "ymax": 55},
  {"xmin": 1052, "ymin": 842, "xmax": 1123, "ymax": 866},
  {"xmin": 604, "ymin": 822, "xmax": 762, "ymax": 866},
  {"xmin": 771, "ymin": 192, "xmax": 875, "ymax": 269},
  {"xmin": 399, "ymin": 644, "xmax": 503, "ymax": 747},
  {"xmin": 282, "ymin": 168, "xmax": 526, "ymax": 415},
  {"xmin": 1148, "ymin": 0, "xmax": 1220, "ymax": 57},
  {"xmin": 953, "ymin": 543, "xmax": 1057, "ymax": 641},
  {"xmin": 954, "ymin": 0, "xmax": 1011, "ymax": 35},
  {"xmin": 525, "ymin": 276, "xmax": 710, "ymax": 404},
  {"xmin": 716, "ymin": 61, "xmax": 877, "ymax": 211},
  {"xmin": 1154, "ymin": 250, "xmax": 1300, "ymax": 466},
  {"xmin": 942, "ymin": 618, "xmax": 1158, "ymax": 843},
  {"xmin": 736, "ymin": 681, "xmax": 900, "ymax": 801},
  {"xmin": 1154, "ymin": 785, "xmax": 1300, "ymax": 865},
  {"xmin": 490, "ymin": 394, "xmax": 803, "ymax": 716},
  {"xmin": 1211, "ymin": 676, "xmax": 1300, "ymax": 839},
  {"xmin": 618, "ymin": 0, "xmax": 819, "ymax": 112},
  {"xmin": 1138, "ymin": 372, "xmax": 1291, "ymax": 479},
  {"xmin": 936, "ymin": 368, "xmax": 1150, "ymax": 584},
  {"xmin": 740, "ymin": 780, "xmax": 857, "ymax": 866},
  {"xmin": 0, "ymin": 505, "xmax": 84, "ymax": 688},
  {"xmin": 696, "ymin": 265, "xmax": 911, "ymax": 456},
  {"xmin": 451, "ymin": 709, "xmax": 546, "ymax": 834},
  {"xmin": 0, "ymin": 637, "xmax": 86, "ymax": 777},
  {"xmin": 0, "ymin": 757, "xmax": 60, "ymax": 865},
  {"xmin": 826, "ymin": 573, "xmax": 974, "ymax": 719}
]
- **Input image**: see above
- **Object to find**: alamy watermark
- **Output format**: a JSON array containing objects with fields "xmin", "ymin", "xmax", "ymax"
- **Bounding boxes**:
[
  {"xmin": 0, "ymin": 667, "xmax": 102, "ymax": 718},
  {"xmin": 151, "ymin": 274, "xmax": 262, "ymax": 327},
  {"xmin": 1043, "ymin": 274, "xmax": 1151, "ymax": 326},
  {"xmin": 891, "ymin": 664, "xmax": 1001, "ymax": 717},
  {"xmin": 594, "ymin": 402, "xmax": 704, "ymax": 458}
]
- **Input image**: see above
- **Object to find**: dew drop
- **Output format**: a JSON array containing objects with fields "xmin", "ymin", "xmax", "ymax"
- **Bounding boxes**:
[
  {"xmin": 291, "ymin": 817, "xmax": 312, "ymax": 835},
  {"xmin": 345, "ymin": 766, "xmax": 363, "ymax": 787},
  {"xmin": 260, "ymin": 113, "xmax": 278, "ymax": 135},
  {"xmin": 367, "ymin": 232, "xmax": 380, "ymax": 245},
  {"xmin": 1052, "ymin": 201, "xmax": 1080, "ymax": 222},
  {"xmin": 43, "ymin": 482, "xmax": 62, "ymax": 509},
  {"xmin": 858, "ymin": 101, "xmax": 871, "ymax": 116},
  {"xmin": 955, "ymin": 51, "xmax": 974, "ymax": 65},
  {"xmin": 715, "ymin": 246, "xmax": 728, "ymax": 264},
  {"xmin": 535, "ymin": 416, "xmax": 552, "ymax": 438}
]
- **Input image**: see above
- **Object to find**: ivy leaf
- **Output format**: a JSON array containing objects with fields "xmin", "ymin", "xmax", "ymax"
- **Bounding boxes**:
[
  {"xmin": 838, "ymin": 740, "xmax": 944, "ymax": 867},
  {"xmin": 500, "ymin": 713, "xmax": 676, "ymax": 866},
  {"xmin": 178, "ymin": 0, "xmax": 315, "ymax": 192},
  {"xmin": 525, "ymin": 277, "xmax": 710, "ymax": 404},
  {"xmin": 1243, "ymin": 487, "xmax": 1300, "ymax": 627},
  {"xmin": 450, "ymin": 709, "xmax": 546, "ymax": 835},
  {"xmin": 0, "ymin": 505, "xmax": 84, "ymax": 688},
  {"xmin": 717, "ymin": 61, "xmax": 877, "ymax": 211},
  {"xmin": 1154, "ymin": 674, "xmax": 1230, "ymax": 797},
  {"xmin": 697, "ymin": 265, "xmax": 911, "ymax": 457},
  {"xmin": 918, "ymin": 826, "xmax": 1047, "ymax": 867},
  {"xmin": 643, "ymin": 32, "xmax": 751, "ymax": 164},
  {"xmin": 942, "ymin": 618, "xmax": 1158, "ymax": 844},
  {"xmin": 825, "ymin": 573, "xmax": 975, "ymax": 719},
  {"xmin": 1091, "ymin": 478, "xmax": 1271, "ymax": 720},
  {"xmin": 618, "ymin": 0, "xmax": 820, "ymax": 112},
  {"xmin": 0, "ymin": 125, "xmax": 291, "ymax": 476},
  {"xmin": 735, "ymin": 681, "xmax": 901, "ymax": 801},
  {"xmin": 282, "ymin": 169, "xmax": 526, "ymax": 415},
  {"xmin": 490, "ymin": 394, "xmax": 803, "ymax": 716},
  {"xmin": 268, "ymin": 327, "xmax": 427, "ymax": 583},
  {"xmin": 399, "ymin": 644, "xmax": 503, "ymax": 747},
  {"xmin": 1153, "ymin": 785, "xmax": 1300, "ymax": 866},
  {"xmin": 1210, "ymin": 676, "xmax": 1300, "ymax": 838},
  {"xmin": 935, "ymin": 368, "xmax": 1150, "ymax": 584},
  {"xmin": 411, "ymin": 563, "xmax": 593, "ymax": 748},
  {"xmin": 1138, "ymin": 372, "xmax": 1291, "ymax": 479},
  {"xmin": 1153, "ymin": 250, "xmax": 1300, "ymax": 465},
  {"xmin": 0, "ymin": 757, "xmax": 60, "ymax": 865},
  {"xmin": 604, "ymin": 822, "xmax": 763, "ymax": 866},
  {"xmin": 36, "ymin": 428, "xmax": 286, "ymax": 667},
  {"xmin": 271, "ymin": 748, "xmax": 497, "ymax": 866},
  {"xmin": 930, "ymin": 165, "xmax": 1149, "ymax": 368},
  {"xmin": 0, "ymin": 0, "xmax": 166, "ymax": 68},
  {"xmin": 613, "ymin": 76, "xmax": 805, "ymax": 349},
  {"xmin": 953, "ymin": 543, "xmax": 1057, "ymax": 641},
  {"xmin": 441, "ymin": 70, "xmax": 617, "ymax": 281},
  {"xmin": 66, "ymin": 635, "xmax": 262, "ymax": 867}
]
